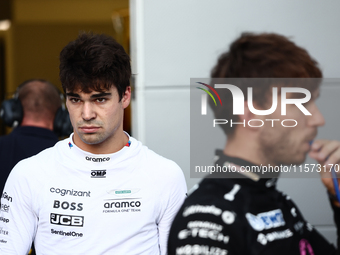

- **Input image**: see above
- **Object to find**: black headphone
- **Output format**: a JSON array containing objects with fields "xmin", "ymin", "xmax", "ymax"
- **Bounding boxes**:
[{"xmin": 0, "ymin": 80, "xmax": 73, "ymax": 137}]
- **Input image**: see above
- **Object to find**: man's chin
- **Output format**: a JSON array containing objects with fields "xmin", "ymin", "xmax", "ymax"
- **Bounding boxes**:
[
  {"xmin": 287, "ymin": 154, "xmax": 307, "ymax": 166},
  {"xmin": 79, "ymin": 134, "xmax": 104, "ymax": 145}
]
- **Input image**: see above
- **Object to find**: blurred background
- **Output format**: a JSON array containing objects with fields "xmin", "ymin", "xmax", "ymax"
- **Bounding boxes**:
[
  {"xmin": 0, "ymin": 0, "xmax": 130, "ymax": 135},
  {"xmin": 1, "ymin": 0, "xmax": 340, "ymax": 246}
]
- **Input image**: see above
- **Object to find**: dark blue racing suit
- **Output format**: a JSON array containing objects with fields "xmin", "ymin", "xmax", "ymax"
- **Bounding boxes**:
[{"xmin": 168, "ymin": 151, "xmax": 339, "ymax": 255}]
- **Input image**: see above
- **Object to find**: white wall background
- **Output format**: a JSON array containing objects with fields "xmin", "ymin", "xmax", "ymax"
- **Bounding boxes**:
[{"xmin": 130, "ymin": 0, "xmax": 340, "ymax": 245}]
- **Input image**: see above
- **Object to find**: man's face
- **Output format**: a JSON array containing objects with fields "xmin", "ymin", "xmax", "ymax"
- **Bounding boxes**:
[
  {"xmin": 66, "ymin": 86, "xmax": 130, "ymax": 150},
  {"xmin": 257, "ymin": 88, "xmax": 325, "ymax": 165}
]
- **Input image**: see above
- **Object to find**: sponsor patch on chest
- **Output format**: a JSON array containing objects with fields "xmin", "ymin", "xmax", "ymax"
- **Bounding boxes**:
[{"xmin": 246, "ymin": 209, "xmax": 285, "ymax": 231}]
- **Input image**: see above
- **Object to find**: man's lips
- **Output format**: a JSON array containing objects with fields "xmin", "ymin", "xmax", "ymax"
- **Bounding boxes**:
[
  {"xmin": 306, "ymin": 135, "xmax": 317, "ymax": 150},
  {"xmin": 79, "ymin": 126, "xmax": 101, "ymax": 133}
]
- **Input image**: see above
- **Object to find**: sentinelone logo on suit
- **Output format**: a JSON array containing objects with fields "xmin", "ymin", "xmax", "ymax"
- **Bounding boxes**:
[{"xmin": 103, "ymin": 189, "xmax": 142, "ymax": 214}]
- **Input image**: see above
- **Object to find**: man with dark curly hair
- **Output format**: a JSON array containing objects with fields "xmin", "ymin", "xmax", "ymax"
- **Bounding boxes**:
[{"xmin": 0, "ymin": 33, "xmax": 187, "ymax": 255}]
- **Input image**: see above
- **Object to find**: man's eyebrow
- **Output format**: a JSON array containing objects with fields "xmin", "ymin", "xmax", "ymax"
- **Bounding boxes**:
[
  {"xmin": 66, "ymin": 92, "xmax": 80, "ymax": 98},
  {"xmin": 90, "ymin": 92, "xmax": 112, "ymax": 98},
  {"xmin": 65, "ymin": 92, "xmax": 112, "ymax": 98}
]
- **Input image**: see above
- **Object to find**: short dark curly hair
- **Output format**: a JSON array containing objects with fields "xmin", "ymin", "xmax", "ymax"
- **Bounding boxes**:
[
  {"xmin": 210, "ymin": 32, "xmax": 322, "ymax": 137},
  {"xmin": 59, "ymin": 32, "xmax": 131, "ymax": 101}
]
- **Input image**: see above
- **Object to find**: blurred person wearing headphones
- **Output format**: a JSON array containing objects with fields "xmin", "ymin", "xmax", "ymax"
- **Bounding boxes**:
[{"xmin": 0, "ymin": 79, "xmax": 72, "ymax": 192}]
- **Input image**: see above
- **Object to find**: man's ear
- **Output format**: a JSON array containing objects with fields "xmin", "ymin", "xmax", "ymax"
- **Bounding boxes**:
[
  {"xmin": 239, "ymin": 101, "xmax": 265, "ymax": 131},
  {"xmin": 121, "ymin": 86, "xmax": 131, "ymax": 109}
]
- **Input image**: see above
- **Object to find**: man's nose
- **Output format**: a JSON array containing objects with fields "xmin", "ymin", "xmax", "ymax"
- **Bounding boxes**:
[
  {"xmin": 309, "ymin": 105, "xmax": 325, "ymax": 127},
  {"xmin": 82, "ymin": 102, "xmax": 96, "ymax": 120}
]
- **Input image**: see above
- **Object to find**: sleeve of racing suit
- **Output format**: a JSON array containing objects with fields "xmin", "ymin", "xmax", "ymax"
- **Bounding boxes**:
[
  {"xmin": 157, "ymin": 162, "xmax": 187, "ymax": 255},
  {"xmin": 330, "ymin": 198, "xmax": 340, "ymax": 254},
  {"xmin": 0, "ymin": 160, "xmax": 38, "ymax": 254}
]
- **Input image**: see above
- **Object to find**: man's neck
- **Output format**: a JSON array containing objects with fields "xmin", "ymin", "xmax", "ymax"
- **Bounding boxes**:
[
  {"xmin": 223, "ymin": 134, "xmax": 275, "ymax": 167},
  {"xmin": 73, "ymin": 130, "xmax": 129, "ymax": 155},
  {"xmin": 223, "ymin": 140, "xmax": 280, "ymax": 179},
  {"xmin": 21, "ymin": 118, "xmax": 53, "ymax": 131}
]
